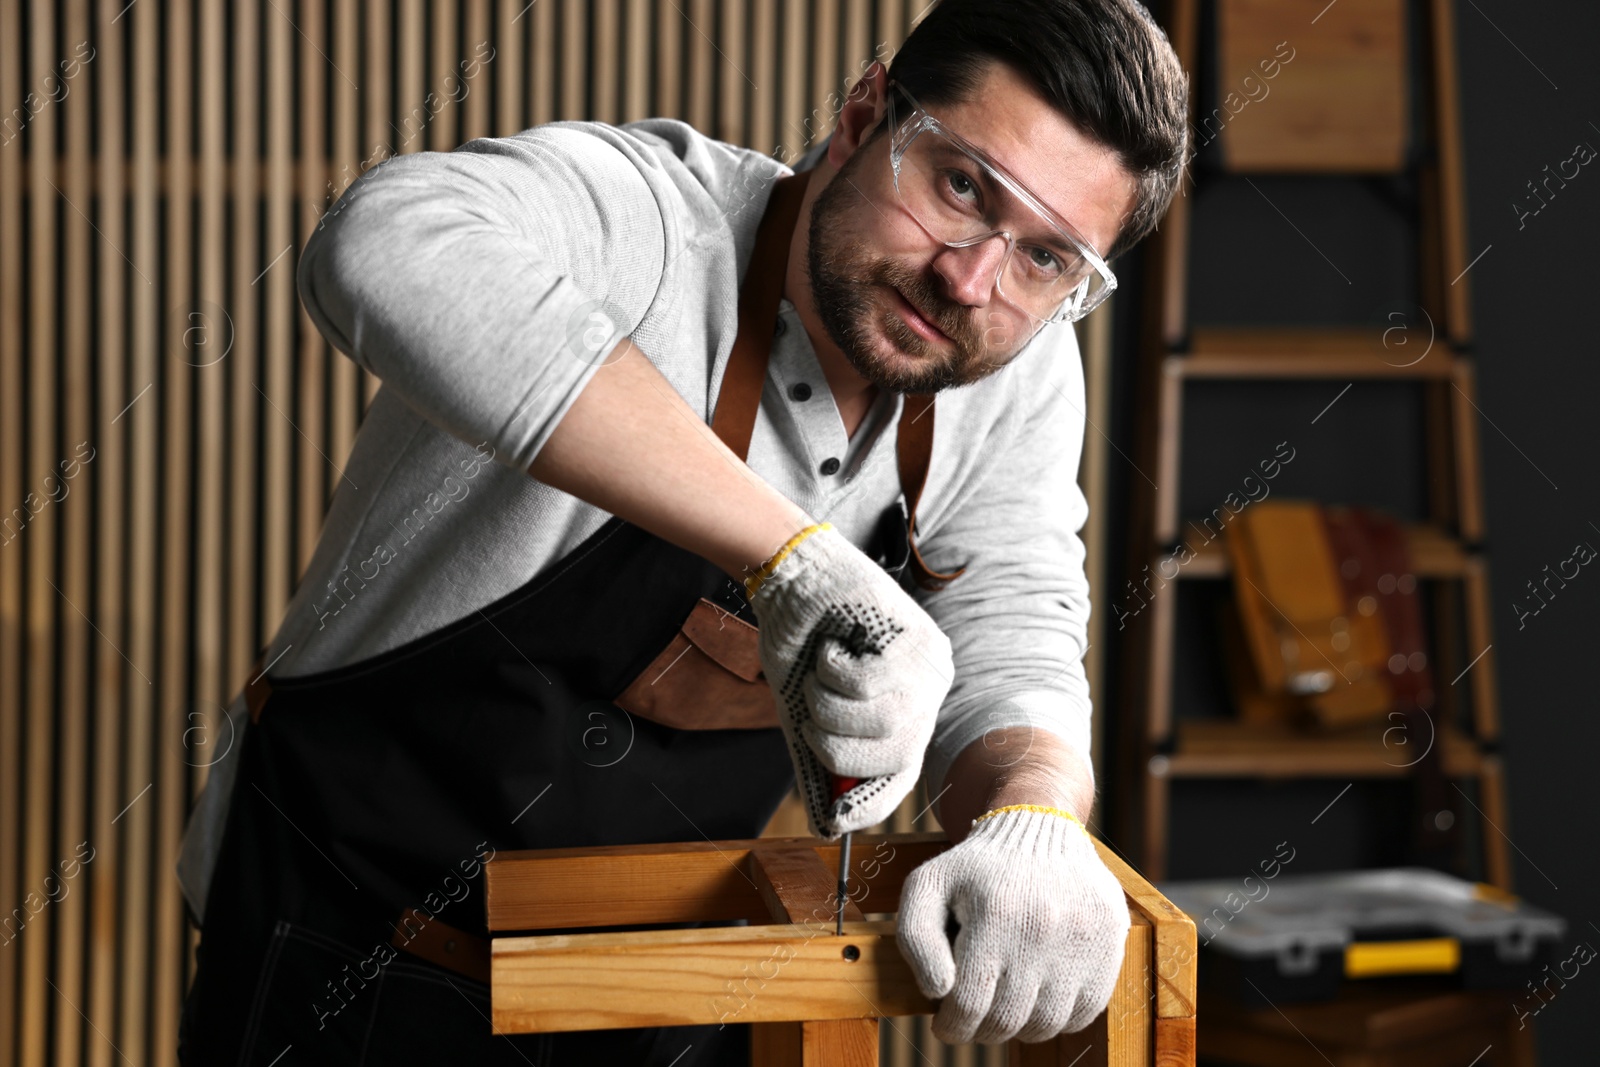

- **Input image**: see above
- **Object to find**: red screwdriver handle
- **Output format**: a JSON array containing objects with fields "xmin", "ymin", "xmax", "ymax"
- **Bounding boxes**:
[{"xmin": 830, "ymin": 775, "xmax": 860, "ymax": 802}]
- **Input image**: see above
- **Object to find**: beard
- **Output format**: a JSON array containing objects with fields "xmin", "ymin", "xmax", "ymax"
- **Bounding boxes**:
[{"xmin": 805, "ymin": 148, "xmax": 1032, "ymax": 394}]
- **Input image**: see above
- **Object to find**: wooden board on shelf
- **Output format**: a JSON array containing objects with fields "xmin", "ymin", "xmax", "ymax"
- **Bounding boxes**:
[
  {"xmin": 1216, "ymin": 0, "xmax": 1408, "ymax": 173},
  {"xmin": 1170, "ymin": 525, "xmax": 1470, "ymax": 580},
  {"xmin": 1166, "ymin": 719, "xmax": 1483, "ymax": 778},
  {"xmin": 1175, "ymin": 328, "xmax": 1457, "ymax": 379}
]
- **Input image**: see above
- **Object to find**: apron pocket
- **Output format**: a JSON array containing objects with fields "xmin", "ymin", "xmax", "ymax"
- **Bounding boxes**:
[
  {"xmin": 238, "ymin": 920, "xmax": 385, "ymax": 1066},
  {"xmin": 614, "ymin": 597, "xmax": 779, "ymax": 731},
  {"xmin": 360, "ymin": 962, "xmax": 554, "ymax": 1064}
]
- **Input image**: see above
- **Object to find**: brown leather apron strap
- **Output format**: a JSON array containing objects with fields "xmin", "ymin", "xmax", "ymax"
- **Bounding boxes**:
[
  {"xmin": 712, "ymin": 167, "xmax": 959, "ymax": 592},
  {"xmin": 390, "ymin": 906, "xmax": 492, "ymax": 984},
  {"xmin": 898, "ymin": 393, "xmax": 966, "ymax": 591},
  {"xmin": 711, "ymin": 169, "xmax": 812, "ymax": 461},
  {"xmin": 246, "ymin": 652, "xmax": 273, "ymax": 724}
]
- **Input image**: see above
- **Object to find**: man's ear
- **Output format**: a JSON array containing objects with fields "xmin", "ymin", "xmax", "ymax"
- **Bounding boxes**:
[{"xmin": 826, "ymin": 60, "xmax": 890, "ymax": 171}]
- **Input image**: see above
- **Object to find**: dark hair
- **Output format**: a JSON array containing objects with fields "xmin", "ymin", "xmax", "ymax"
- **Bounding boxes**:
[{"xmin": 883, "ymin": 0, "xmax": 1189, "ymax": 261}]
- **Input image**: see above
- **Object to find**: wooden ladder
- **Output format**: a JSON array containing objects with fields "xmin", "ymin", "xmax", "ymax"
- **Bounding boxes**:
[{"xmin": 482, "ymin": 832, "xmax": 1198, "ymax": 1065}]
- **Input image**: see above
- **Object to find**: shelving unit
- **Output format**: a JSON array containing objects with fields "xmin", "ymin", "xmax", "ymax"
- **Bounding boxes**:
[{"xmin": 1118, "ymin": 0, "xmax": 1511, "ymax": 889}]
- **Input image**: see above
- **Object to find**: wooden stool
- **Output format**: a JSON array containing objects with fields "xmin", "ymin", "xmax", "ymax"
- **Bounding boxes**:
[{"xmin": 483, "ymin": 832, "xmax": 1197, "ymax": 1065}]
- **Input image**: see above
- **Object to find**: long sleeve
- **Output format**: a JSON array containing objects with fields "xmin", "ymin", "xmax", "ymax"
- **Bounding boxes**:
[
  {"xmin": 295, "ymin": 123, "xmax": 668, "ymax": 470},
  {"xmin": 912, "ymin": 327, "xmax": 1097, "ymax": 802}
]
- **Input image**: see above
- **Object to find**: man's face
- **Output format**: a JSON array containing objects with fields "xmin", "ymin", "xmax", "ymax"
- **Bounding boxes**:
[{"xmin": 806, "ymin": 60, "xmax": 1138, "ymax": 394}]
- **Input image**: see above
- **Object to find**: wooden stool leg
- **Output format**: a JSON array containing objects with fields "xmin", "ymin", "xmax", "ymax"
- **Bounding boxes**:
[
  {"xmin": 752, "ymin": 1021, "xmax": 802, "ymax": 1067},
  {"xmin": 803, "ymin": 1018, "xmax": 879, "ymax": 1066}
]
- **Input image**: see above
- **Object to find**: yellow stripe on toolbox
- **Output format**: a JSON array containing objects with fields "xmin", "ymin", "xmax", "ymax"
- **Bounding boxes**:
[{"xmin": 1345, "ymin": 937, "xmax": 1461, "ymax": 978}]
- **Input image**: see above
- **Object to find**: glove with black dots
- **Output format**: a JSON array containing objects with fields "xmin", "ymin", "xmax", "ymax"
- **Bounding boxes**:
[{"xmin": 746, "ymin": 522, "xmax": 955, "ymax": 838}]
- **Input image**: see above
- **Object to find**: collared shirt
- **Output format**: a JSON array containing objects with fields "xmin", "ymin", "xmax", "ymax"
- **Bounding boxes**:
[{"xmin": 176, "ymin": 116, "xmax": 1096, "ymax": 918}]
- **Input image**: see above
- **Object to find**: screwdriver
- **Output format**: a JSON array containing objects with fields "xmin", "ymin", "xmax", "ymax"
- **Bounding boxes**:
[{"xmin": 830, "ymin": 774, "xmax": 859, "ymax": 935}]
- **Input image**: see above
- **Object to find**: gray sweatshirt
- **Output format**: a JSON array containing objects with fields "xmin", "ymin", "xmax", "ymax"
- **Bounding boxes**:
[{"xmin": 176, "ymin": 117, "xmax": 1097, "ymax": 919}]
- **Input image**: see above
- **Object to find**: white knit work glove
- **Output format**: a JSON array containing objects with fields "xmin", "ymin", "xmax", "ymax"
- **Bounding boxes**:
[
  {"xmin": 896, "ymin": 806, "xmax": 1129, "ymax": 1044},
  {"xmin": 746, "ymin": 523, "xmax": 955, "ymax": 839}
]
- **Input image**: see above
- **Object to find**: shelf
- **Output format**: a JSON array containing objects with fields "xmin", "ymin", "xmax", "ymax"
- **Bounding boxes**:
[
  {"xmin": 1169, "ymin": 523, "xmax": 1472, "ymax": 579},
  {"xmin": 1167, "ymin": 328, "xmax": 1460, "ymax": 380},
  {"xmin": 1156, "ymin": 720, "xmax": 1486, "ymax": 779}
]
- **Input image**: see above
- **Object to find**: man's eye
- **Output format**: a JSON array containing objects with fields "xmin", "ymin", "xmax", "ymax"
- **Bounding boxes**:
[
  {"xmin": 1022, "ymin": 245, "xmax": 1064, "ymax": 277},
  {"xmin": 942, "ymin": 170, "xmax": 979, "ymax": 207}
]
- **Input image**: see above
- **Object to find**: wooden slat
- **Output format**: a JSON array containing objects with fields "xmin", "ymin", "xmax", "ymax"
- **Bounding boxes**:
[
  {"xmin": 153, "ymin": 0, "xmax": 197, "ymax": 1057},
  {"xmin": 1451, "ymin": 359, "xmax": 1485, "ymax": 541},
  {"xmin": 1093, "ymin": 841, "xmax": 1196, "ymax": 1021},
  {"xmin": 1148, "ymin": 547, "xmax": 1177, "ymax": 743},
  {"xmin": 87, "ymin": 3, "xmax": 128, "ymax": 1063},
  {"xmin": 1142, "ymin": 763, "xmax": 1172, "ymax": 884},
  {"xmin": 229, "ymin": 0, "xmax": 261, "ymax": 695},
  {"xmin": 749, "ymin": 847, "xmax": 864, "ymax": 927},
  {"xmin": 197, "ymin": 0, "xmax": 232, "ymax": 736},
  {"xmin": 329, "ymin": 0, "xmax": 361, "ymax": 468},
  {"xmin": 23, "ymin": 4, "xmax": 59, "ymax": 1063},
  {"xmin": 810, "ymin": 0, "xmax": 838, "ymax": 156},
  {"xmin": 430, "ymin": 0, "xmax": 457, "ymax": 151},
  {"xmin": 1428, "ymin": 0, "xmax": 1472, "ymax": 343},
  {"xmin": 55, "ymin": 1, "xmax": 92, "ymax": 1063},
  {"xmin": 1461, "ymin": 556, "xmax": 1499, "ymax": 742},
  {"xmin": 491, "ymin": 920, "xmax": 931, "ymax": 1032},
  {"xmin": 685, "ymin": 0, "xmax": 713, "ymax": 135},
  {"xmin": 592, "ymin": 0, "xmax": 617, "ymax": 125},
  {"xmin": 753, "ymin": 1021, "xmax": 805, "ymax": 1067},
  {"xmin": 1477, "ymin": 756, "xmax": 1513, "ymax": 891},
  {"xmin": 780, "ymin": 0, "xmax": 805, "ymax": 164},
  {"xmin": 484, "ymin": 834, "xmax": 950, "ymax": 931},
  {"xmin": 842, "ymin": 0, "xmax": 868, "ymax": 101},
  {"xmin": 117, "ymin": 0, "xmax": 161, "ymax": 1060},
  {"xmin": 622, "ymin": 0, "xmax": 649, "ymax": 123},
  {"xmin": 296, "ymin": 0, "xmax": 329, "ymax": 575},
  {"xmin": 1167, "ymin": 720, "xmax": 1485, "ymax": 778},
  {"xmin": 1160, "ymin": 0, "xmax": 1199, "ymax": 347},
  {"xmin": 802, "ymin": 1018, "xmax": 879, "ymax": 1067},
  {"xmin": 1217, "ymin": 0, "xmax": 1407, "ymax": 173},
  {"xmin": 497, "ymin": 0, "xmax": 525, "ymax": 131},
  {"xmin": 1172, "ymin": 525, "xmax": 1472, "ymax": 578},
  {"xmin": 0, "ymin": 7, "xmax": 22, "ymax": 1065},
  {"xmin": 463, "ymin": 0, "xmax": 491, "ymax": 140},
  {"xmin": 1153, "ymin": 363, "xmax": 1183, "ymax": 553},
  {"xmin": 261, "ymin": 0, "xmax": 292, "ymax": 717},
  {"xmin": 561, "ymin": 0, "xmax": 584, "ymax": 119},
  {"xmin": 717, "ymin": 0, "xmax": 745, "ymax": 144},
  {"xmin": 749, "ymin": 0, "xmax": 775, "ymax": 155},
  {"xmin": 531, "ymin": 0, "xmax": 555, "ymax": 124},
  {"xmin": 1176, "ymin": 329, "xmax": 1457, "ymax": 379}
]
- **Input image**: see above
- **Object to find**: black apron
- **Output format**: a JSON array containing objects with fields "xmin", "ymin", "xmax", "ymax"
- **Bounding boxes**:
[{"xmin": 178, "ymin": 169, "xmax": 962, "ymax": 1067}]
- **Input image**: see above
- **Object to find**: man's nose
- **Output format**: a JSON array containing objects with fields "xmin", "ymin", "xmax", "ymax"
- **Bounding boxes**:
[{"xmin": 930, "ymin": 233, "xmax": 1011, "ymax": 307}]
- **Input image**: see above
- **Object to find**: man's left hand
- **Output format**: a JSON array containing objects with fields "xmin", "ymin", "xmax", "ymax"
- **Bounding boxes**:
[{"xmin": 895, "ymin": 805, "xmax": 1128, "ymax": 1044}]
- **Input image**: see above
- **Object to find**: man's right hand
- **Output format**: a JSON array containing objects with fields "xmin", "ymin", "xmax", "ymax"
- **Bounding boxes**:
[{"xmin": 747, "ymin": 523, "xmax": 955, "ymax": 838}]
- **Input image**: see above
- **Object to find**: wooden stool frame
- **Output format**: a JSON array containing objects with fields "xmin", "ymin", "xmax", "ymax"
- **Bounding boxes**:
[{"xmin": 484, "ymin": 832, "xmax": 1196, "ymax": 1065}]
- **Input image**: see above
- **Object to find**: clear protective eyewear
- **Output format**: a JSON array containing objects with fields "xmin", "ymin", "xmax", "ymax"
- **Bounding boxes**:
[{"xmin": 884, "ymin": 81, "xmax": 1117, "ymax": 325}]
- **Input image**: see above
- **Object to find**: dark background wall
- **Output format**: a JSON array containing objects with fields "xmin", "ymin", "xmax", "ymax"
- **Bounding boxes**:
[{"xmin": 1102, "ymin": 1, "xmax": 1600, "ymax": 1061}]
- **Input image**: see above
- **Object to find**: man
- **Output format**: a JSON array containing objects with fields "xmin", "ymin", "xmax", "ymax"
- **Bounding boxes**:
[{"xmin": 177, "ymin": 0, "xmax": 1187, "ymax": 1062}]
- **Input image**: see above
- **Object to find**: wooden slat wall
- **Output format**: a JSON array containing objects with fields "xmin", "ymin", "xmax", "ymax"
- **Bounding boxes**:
[{"xmin": 0, "ymin": 4, "xmax": 1110, "ymax": 1066}]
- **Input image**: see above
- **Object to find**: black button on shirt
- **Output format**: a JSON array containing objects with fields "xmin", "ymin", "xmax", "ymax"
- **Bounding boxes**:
[
  {"xmin": 820, "ymin": 457, "xmax": 841, "ymax": 476},
  {"xmin": 789, "ymin": 382, "xmax": 812, "ymax": 402}
]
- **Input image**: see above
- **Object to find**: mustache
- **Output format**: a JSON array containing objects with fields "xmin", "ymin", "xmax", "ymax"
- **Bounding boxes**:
[{"xmin": 873, "ymin": 263, "xmax": 974, "ymax": 345}]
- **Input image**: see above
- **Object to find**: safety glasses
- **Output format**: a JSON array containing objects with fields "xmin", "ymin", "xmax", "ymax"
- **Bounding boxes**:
[{"xmin": 883, "ymin": 80, "xmax": 1117, "ymax": 325}]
